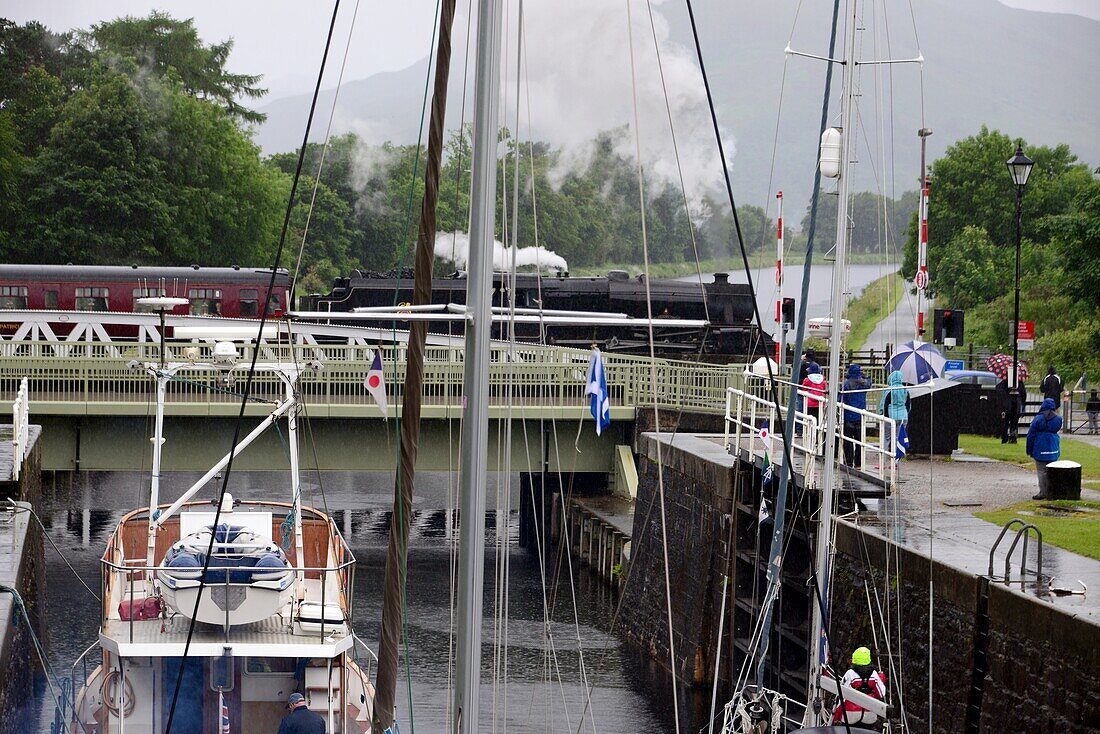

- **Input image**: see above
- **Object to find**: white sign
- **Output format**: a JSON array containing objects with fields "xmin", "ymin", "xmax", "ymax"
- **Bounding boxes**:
[
  {"xmin": 914, "ymin": 269, "xmax": 928, "ymax": 291},
  {"xmin": 1018, "ymin": 338, "xmax": 1035, "ymax": 351}
]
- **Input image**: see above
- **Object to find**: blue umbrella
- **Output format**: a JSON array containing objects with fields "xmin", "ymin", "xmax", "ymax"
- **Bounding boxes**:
[{"xmin": 885, "ymin": 340, "xmax": 947, "ymax": 384}]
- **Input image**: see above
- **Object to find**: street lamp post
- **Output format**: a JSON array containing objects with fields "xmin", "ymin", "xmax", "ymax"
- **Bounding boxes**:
[{"xmin": 1006, "ymin": 145, "xmax": 1034, "ymax": 400}]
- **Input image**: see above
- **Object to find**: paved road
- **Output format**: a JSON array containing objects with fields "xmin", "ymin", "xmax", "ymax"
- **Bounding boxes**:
[
  {"xmin": 860, "ymin": 446, "xmax": 1100, "ymax": 621},
  {"xmin": 863, "ymin": 278, "xmax": 923, "ymax": 351}
]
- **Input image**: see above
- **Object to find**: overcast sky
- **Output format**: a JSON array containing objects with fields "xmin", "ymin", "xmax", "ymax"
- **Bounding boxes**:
[{"xmin": 10, "ymin": 0, "xmax": 1100, "ymax": 100}]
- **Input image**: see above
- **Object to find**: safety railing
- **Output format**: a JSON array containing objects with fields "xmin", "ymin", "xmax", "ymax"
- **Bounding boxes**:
[
  {"xmin": 10, "ymin": 377, "xmax": 29, "ymax": 481},
  {"xmin": 723, "ymin": 387, "xmax": 898, "ymax": 491},
  {"xmin": 834, "ymin": 399, "xmax": 898, "ymax": 489},
  {"xmin": 724, "ymin": 387, "xmax": 821, "ymax": 486},
  {"xmin": 0, "ymin": 340, "xmax": 749, "ymax": 415}
]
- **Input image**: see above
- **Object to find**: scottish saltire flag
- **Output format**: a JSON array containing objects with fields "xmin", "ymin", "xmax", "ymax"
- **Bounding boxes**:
[
  {"xmin": 585, "ymin": 348, "xmax": 611, "ymax": 435},
  {"xmin": 895, "ymin": 423, "xmax": 910, "ymax": 462},
  {"xmin": 759, "ymin": 422, "xmax": 774, "ymax": 487},
  {"xmin": 219, "ymin": 690, "xmax": 230, "ymax": 733},
  {"xmin": 365, "ymin": 350, "xmax": 389, "ymax": 418}
]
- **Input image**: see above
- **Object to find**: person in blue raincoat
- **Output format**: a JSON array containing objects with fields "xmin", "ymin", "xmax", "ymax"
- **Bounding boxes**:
[
  {"xmin": 841, "ymin": 364, "xmax": 872, "ymax": 468},
  {"xmin": 880, "ymin": 370, "xmax": 910, "ymax": 423},
  {"xmin": 1026, "ymin": 397, "xmax": 1062, "ymax": 500},
  {"xmin": 880, "ymin": 370, "xmax": 910, "ymax": 455}
]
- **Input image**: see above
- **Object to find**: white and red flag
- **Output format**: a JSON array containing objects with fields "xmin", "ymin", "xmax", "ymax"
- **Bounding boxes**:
[{"xmin": 365, "ymin": 350, "xmax": 389, "ymax": 418}]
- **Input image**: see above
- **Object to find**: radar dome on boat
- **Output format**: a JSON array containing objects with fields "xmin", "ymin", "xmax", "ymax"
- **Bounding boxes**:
[{"xmin": 820, "ymin": 127, "xmax": 843, "ymax": 178}]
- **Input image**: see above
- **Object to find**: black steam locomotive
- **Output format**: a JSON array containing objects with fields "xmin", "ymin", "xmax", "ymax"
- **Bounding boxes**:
[{"xmin": 299, "ymin": 269, "xmax": 773, "ymax": 360}]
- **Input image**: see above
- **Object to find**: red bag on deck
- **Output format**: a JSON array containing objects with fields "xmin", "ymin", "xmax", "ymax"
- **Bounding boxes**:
[{"xmin": 118, "ymin": 597, "xmax": 163, "ymax": 621}]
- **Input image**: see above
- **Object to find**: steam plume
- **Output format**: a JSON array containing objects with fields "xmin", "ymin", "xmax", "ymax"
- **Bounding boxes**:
[{"xmin": 434, "ymin": 231, "xmax": 568, "ymax": 273}]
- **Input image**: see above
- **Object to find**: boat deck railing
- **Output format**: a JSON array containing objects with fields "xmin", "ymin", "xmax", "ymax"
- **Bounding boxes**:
[{"xmin": 101, "ymin": 506, "xmax": 357, "ymax": 648}]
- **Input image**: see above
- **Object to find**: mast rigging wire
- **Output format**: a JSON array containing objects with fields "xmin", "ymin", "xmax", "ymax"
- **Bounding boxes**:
[
  {"xmin": 623, "ymin": 0, "xmax": 681, "ymax": 730},
  {"xmin": 642, "ymin": 0, "xmax": 709, "ymax": 323},
  {"xmin": 289, "ymin": 0, "xmax": 364, "ymax": 287},
  {"xmin": 164, "ymin": 2, "xmax": 343, "ymax": 731},
  {"xmin": 375, "ymin": 0, "xmax": 458, "ymax": 728},
  {"xmin": 681, "ymin": 0, "xmax": 842, "ymax": 693}
]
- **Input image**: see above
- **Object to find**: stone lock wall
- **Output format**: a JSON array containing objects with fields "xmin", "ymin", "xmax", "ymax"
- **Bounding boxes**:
[
  {"xmin": 618, "ymin": 433, "xmax": 736, "ymax": 689},
  {"xmin": 0, "ymin": 431, "xmax": 47, "ymax": 734},
  {"xmin": 830, "ymin": 521, "xmax": 1100, "ymax": 733}
]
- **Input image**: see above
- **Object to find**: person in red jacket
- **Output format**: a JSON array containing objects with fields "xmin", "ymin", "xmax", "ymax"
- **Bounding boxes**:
[
  {"xmin": 801, "ymin": 362, "xmax": 827, "ymax": 422},
  {"xmin": 832, "ymin": 646, "xmax": 887, "ymax": 726}
]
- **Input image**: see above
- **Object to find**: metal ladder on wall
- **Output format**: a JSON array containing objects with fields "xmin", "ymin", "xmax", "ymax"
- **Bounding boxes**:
[
  {"xmin": 987, "ymin": 517, "xmax": 1044, "ymax": 586},
  {"xmin": 965, "ymin": 519, "xmax": 1046, "ymax": 732}
]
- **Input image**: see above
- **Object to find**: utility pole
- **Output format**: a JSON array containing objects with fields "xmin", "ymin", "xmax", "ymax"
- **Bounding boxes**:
[{"xmin": 915, "ymin": 127, "xmax": 932, "ymax": 338}]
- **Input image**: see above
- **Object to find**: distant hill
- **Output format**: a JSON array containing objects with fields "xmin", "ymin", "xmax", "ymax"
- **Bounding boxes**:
[{"xmin": 253, "ymin": 0, "xmax": 1099, "ymax": 221}]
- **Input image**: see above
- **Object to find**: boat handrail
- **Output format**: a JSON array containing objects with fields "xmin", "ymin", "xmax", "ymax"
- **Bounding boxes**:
[
  {"xmin": 101, "ymin": 511, "xmax": 356, "ymax": 568},
  {"xmin": 101, "ymin": 555, "xmax": 356, "ymax": 577}
]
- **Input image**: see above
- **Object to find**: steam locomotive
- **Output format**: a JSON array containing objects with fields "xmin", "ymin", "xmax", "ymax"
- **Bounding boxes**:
[{"xmin": 299, "ymin": 269, "xmax": 773, "ymax": 360}]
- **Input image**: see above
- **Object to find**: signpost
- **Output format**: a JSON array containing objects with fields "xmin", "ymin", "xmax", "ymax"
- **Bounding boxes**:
[{"xmin": 1016, "ymin": 320, "xmax": 1035, "ymax": 351}]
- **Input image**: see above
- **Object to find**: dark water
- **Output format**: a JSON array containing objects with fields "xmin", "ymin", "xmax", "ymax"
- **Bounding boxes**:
[{"xmin": 35, "ymin": 471, "xmax": 702, "ymax": 733}]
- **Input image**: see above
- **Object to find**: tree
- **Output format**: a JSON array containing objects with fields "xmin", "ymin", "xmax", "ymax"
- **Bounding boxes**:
[
  {"xmin": 800, "ymin": 189, "xmax": 918, "ymax": 255},
  {"xmin": 0, "ymin": 19, "xmax": 90, "ymax": 105},
  {"xmin": 901, "ymin": 126, "xmax": 1092, "ymax": 290},
  {"xmin": 13, "ymin": 61, "xmax": 284, "ymax": 266},
  {"xmin": 1044, "ymin": 174, "xmax": 1100, "ymax": 311},
  {"xmin": 86, "ymin": 12, "xmax": 267, "ymax": 122},
  {"xmin": 278, "ymin": 174, "xmax": 357, "ymax": 293},
  {"xmin": 0, "ymin": 112, "xmax": 24, "ymax": 251},
  {"xmin": 17, "ymin": 65, "xmax": 171, "ymax": 264}
]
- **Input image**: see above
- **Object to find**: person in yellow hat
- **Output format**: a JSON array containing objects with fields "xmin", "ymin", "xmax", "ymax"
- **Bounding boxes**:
[{"xmin": 832, "ymin": 646, "xmax": 887, "ymax": 726}]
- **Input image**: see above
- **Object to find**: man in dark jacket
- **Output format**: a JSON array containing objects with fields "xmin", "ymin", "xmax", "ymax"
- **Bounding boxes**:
[
  {"xmin": 278, "ymin": 693, "xmax": 325, "ymax": 734},
  {"xmin": 1087, "ymin": 389, "xmax": 1100, "ymax": 434},
  {"xmin": 1026, "ymin": 397, "xmax": 1062, "ymax": 500},
  {"xmin": 1040, "ymin": 365, "xmax": 1064, "ymax": 403},
  {"xmin": 840, "ymin": 364, "xmax": 872, "ymax": 468}
]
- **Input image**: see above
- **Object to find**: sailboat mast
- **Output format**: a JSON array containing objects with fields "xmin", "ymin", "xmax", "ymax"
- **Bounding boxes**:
[
  {"xmin": 453, "ymin": 0, "xmax": 503, "ymax": 730},
  {"xmin": 808, "ymin": 0, "xmax": 859, "ymax": 709}
]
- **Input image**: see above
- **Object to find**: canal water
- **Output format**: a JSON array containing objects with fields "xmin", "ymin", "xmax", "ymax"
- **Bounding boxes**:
[
  {"xmin": 685, "ymin": 262, "xmax": 899, "ymax": 323},
  {"xmin": 35, "ymin": 470, "xmax": 706, "ymax": 733}
]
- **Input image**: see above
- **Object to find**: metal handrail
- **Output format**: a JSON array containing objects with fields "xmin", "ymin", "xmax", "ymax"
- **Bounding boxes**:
[
  {"xmin": 1003, "ymin": 523, "xmax": 1043, "ymax": 585},
  {"xmin": 723, "ymin": 386, "xmax": 898, "ymax": 491},
  {"xmin": 724, "ymin": 386, "xmax": 821, "ymax": 487},
  {"xmin": 987, "ymin": 518, "xmax": 1044, "ymax": 584},
  {"xmin": 9, "ymin": 377, "xmax": 28, "ymax": 480},
  {"xmin": 0, "ymin": 339, "xmax": 751, "ymax": 415}
]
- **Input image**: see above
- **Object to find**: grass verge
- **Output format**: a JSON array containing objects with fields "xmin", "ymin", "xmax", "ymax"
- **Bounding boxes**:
[
  {"xmin": 845, "ymin": 272, "xmax": 904, "ymax": 351},
  {"xmin": 976, "ymin": 499, "xmax": 1100, "ymax": 560},
  {"xmin": 957, "ymin": 434, "xmax": 1100, "ymax": 488}
]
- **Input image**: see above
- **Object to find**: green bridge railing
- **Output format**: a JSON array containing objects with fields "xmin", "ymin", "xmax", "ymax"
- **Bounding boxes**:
[{"xmin": 0, "ymin": 340, "xmax": 753, "ymax": 417}]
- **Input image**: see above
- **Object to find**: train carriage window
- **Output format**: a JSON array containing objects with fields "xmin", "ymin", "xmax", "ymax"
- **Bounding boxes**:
[
  {"xmin": 266, "ymin": 291, "xmax": 282, "ymax": 316},
  {"xmin": 132, "ymin": 287, "xmax": 166, "ymax": 312},
  {"xmin": 188, "ymin": 288, "xmax": 222, "ymax": 316},
  {"xmin": 0, "ymin": 286, "xmax": 28, "ymax": 309},
  {"xmin": 43, "ymin": 290, "xmax": 58, "ymax": 309},
  {"xmin": 239, "ymin": 289, "xmax": 259, "ymax": 318},
  {"xmin": 75, "ymin": 287, "xmax": 108, "ymax": 311}
]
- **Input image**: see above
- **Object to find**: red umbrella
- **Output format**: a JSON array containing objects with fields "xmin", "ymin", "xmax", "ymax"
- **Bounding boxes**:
[{"xmin": 985, "ymin": 353, "xmax": 1030, "ymax": 382}]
